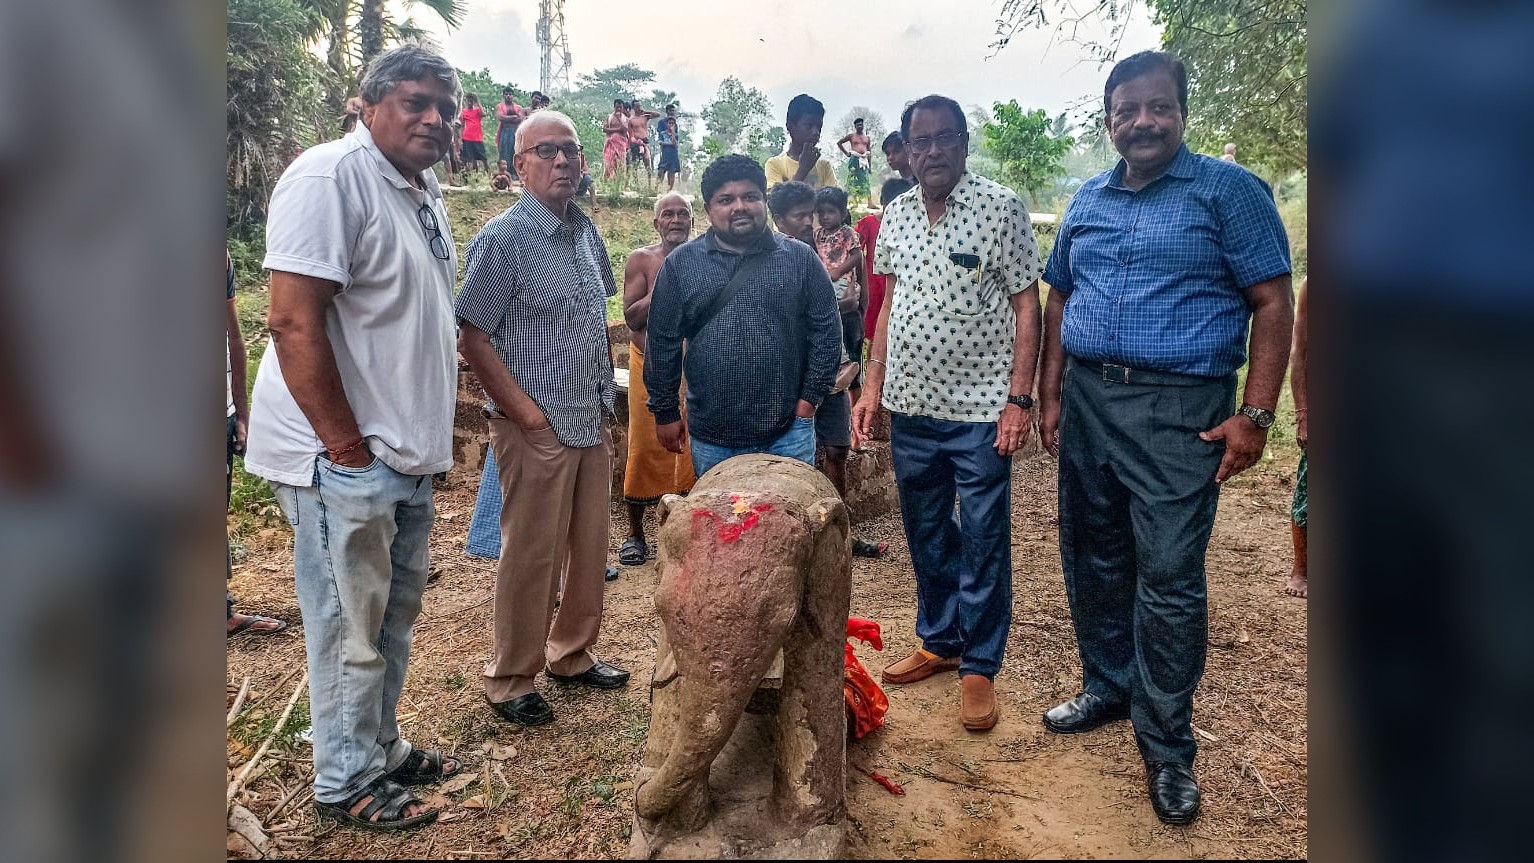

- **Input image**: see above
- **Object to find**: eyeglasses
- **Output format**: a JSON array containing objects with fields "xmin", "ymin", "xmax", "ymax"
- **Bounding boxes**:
[
  {"xmin": 519, "ymin": 142, "xmax": 584, "ymax": 161},
  {"xmin": 418, "ymin": 203, "xmax": 450, "ymax": 261},
  {"xmin": 905, "ymin": 131, "xmax": 965, "ymax": 154}
]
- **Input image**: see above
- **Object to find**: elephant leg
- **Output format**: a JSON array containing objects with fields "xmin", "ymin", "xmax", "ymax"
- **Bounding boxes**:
[
  {"xmin": 636, "ymin": 610, "xmax": 796, "ymax": 830},
  {"xmin": 639, "ymin": 628, "xmax": 682, "ymax": 775},
  {"xmin": 772, "ymin": 516, "xmax": 852, "ymax": 828}
]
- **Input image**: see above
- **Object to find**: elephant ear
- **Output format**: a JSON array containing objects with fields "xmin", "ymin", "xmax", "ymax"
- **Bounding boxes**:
[
  {"xmin": 809, "ymin": 496, "xmax": 848, "ymax": 532},
  {"xmin": 658, "ymin": 493, "xmax": 686, "ymax": 526}
]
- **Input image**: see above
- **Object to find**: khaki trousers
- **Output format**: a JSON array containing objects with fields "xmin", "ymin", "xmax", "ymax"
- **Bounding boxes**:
[{"xmin": 483, "ymin": 415, "xmax": 612, "ymax": 703}]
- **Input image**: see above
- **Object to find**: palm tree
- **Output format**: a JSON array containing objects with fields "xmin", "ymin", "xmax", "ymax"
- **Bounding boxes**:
[
  {"xmin": 358, "ymin": 0, "xmax": 466, "ymax": 65},
  {"xmin": 294, "ymin": 0, "xmax": 465, "ymax": 122}
]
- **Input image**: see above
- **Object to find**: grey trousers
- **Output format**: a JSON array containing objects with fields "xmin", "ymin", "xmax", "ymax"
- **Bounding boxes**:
[{"xmin": 1057, "ymin": 358, "xmax": 1235, "ymax": 766}]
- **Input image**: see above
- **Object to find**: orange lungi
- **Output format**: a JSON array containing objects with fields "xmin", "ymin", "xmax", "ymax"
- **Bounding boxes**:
[{"xmin": 624, "ymin": 344, "xmax": 695, "ymax": 504}]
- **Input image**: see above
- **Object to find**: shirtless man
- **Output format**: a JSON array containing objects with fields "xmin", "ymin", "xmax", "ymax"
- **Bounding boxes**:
[
  {"xmin": 619, "ymin": 192, "xmax": 697, "ymax": 565},
  {"xmin": 627, "ymin": 100, "xmax": 663, "ymax": 184},
  {"xmin": 837, "ymin": 118, "xmax": 874, "ymax": 206},
  {"xmin": 603, "ymin": 99, "xmax": 630, "ymax": 180}
]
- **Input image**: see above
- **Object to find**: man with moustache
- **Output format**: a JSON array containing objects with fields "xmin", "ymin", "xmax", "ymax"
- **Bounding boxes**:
[
  {"xmin": 456, "ymin": 110, "xmax": 630, "ymax": 729},
  {"xmin": 246, "ymin": 45, "xmax": 465, "ymax": 831},
  {"xmin": 854, "ymin": 94, "xmax": 1044, "ymax": 734},
  {"xmin": 1037, "ymin": 51, "xmax": 1293, "ymax": 824},
  {"xmin": 619, "ymin": 192, "xmax": 698, "ymax": 566},
  {"xmin": 644, "ymin": 155, "xmax": 841, "ymax": 477}
]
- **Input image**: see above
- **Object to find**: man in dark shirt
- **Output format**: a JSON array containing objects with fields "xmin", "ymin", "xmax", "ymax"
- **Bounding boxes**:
[{"xmin": 644, "ymin": 154, "xmax": 841, "ymax": 477}]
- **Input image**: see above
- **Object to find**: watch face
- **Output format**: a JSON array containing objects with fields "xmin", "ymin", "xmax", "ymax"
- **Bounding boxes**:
[{"xmin": 1243, "ymin": 406, "xmax": 1275, "ymax": 428}]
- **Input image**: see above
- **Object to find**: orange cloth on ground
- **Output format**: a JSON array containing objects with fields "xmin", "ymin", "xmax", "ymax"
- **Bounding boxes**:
[
  {"xmin": 845, "ymin": 617, "xmax": 889, "ymax": 739},
  {"xmin": 624, "ymin": 344, "xmax": 696, "ymax": 503}
]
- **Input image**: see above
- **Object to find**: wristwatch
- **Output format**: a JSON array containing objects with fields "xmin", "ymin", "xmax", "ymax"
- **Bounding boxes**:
[
  {"xmin": 1239, "ymin": 404, "xmax": 1276, "ymax": 429},
  {"xmin": 1007, "ymin": 394, "xmax": 1035, "ymax": 410}
]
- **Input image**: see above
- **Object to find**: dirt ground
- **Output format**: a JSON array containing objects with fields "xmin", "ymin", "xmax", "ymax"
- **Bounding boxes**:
[{"xmin": 226, "ymin": 445, "xmax": 1307, "ymax": 860}]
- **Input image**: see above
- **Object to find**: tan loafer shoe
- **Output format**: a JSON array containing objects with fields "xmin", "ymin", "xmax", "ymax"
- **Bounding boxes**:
[
  {"xmin": 881, "ymin": 648, "xmax": 961, "ymax": 685},
  {"xmin": 961, "ymin": 674, "xmax": 999, "ymax": 731}
]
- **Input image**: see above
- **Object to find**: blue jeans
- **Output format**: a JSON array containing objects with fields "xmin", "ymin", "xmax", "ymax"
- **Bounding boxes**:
[
  {"xmin": 889, "ymin": 413, "xmax": 1013, "ymax": 679},
  {"xmin": 690, "ymin": 416, "xmax": 816, "ymax": 477},
  {"xmin": 271, "ymin": 457, "xmax": 434, "ymax": 804}
]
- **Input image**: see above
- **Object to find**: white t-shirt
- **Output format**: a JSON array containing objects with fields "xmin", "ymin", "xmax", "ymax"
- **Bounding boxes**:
[
  {"xmin": 873, "ymin": 172, "xmax": 1042, "ymax": 422},
  {"xmin": 245, "ymin": 123, "xmax": 459, "ymax": 487}
]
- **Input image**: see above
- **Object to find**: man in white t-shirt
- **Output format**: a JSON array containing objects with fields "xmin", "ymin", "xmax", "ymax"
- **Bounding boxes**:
[
  {"xmin": 245, "ymin": 46, "xmax": 465, "ymax": 832},
  {"xmin": 853, "ymin": 95, "xmax": 1044, "ymax": 734}
]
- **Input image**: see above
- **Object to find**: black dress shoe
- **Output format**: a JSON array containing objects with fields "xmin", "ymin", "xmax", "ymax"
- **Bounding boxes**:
[
  {"xmin": 547, "ymin": 660, "xmax": 630, "ymax": 689},
  {"xmin": 487, "ymin": 692, "xmax": 554, "ymax": 727},
  {"xmin": 1042, "ymin": 691, "xmax": 1130, "ymax": 734},
  {"xmin": 1146, "ymin": 761, "xmax": 1201, "ymax": 824}
]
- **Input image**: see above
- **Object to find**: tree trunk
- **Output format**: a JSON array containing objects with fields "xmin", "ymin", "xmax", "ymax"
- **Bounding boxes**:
[{"xmin": 359, "ymin": 0, "xmax": 384, "ymax": 67}]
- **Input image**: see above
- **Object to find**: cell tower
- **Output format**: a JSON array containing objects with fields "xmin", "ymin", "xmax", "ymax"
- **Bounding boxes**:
[{"xmin": 536, "ymin": 0, "xmax": 573, "ymax": 96}]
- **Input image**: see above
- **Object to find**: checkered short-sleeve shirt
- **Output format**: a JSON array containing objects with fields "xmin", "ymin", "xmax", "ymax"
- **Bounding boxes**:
[
  {"xmin": 873, "ymin": 172, "xmax": 1042, "ymax": 421},
  {"xmin": 454, "ymin": 194, "xmax": 617, "ymax": 448}
]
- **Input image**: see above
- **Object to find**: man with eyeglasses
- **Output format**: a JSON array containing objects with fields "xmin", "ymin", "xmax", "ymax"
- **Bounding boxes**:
[
  {"xmin": 246, "ymin": 45, "xmax": 464, "ymax": 832},
  {"xmin": 853, "ymin": 94, "xmax": 1044, "ymax": 734},
  {"xmin": 456, "ymin": 110, "xmax": 630, "ymax": 729}
]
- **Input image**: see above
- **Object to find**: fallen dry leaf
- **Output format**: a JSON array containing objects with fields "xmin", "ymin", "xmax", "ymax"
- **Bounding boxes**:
[
  {"xmin": 483, "ymin": 742, "xmax": 517, "ymax": 761},
  {"xmin": 437, "ymin": 773, "xmax": 478, "ymax": 796},
  {"xmin": 460, "ymin": 794, "xmax": 486, "ymax": 809}
]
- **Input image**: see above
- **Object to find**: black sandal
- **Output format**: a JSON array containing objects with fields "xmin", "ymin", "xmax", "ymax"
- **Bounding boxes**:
[
  {"xmin": 315, "ymin": 776, "xmax": 437, "ymax": 832},
  {"xmin": 385, "ymin": 747, "xmax": 462, "ymax": 786},
  {"xmin": 853, "ymin": 538, "xmax": 888, "ymax": 558},
  {"xmin": 619, "ymin": 536, "xmax": 647, "ymax": 566}
]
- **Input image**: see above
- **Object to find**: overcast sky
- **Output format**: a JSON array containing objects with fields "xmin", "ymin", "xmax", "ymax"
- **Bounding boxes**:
[{"xmin": 413, "ymin": 0, "xmax": 1161, "ymax": 137}]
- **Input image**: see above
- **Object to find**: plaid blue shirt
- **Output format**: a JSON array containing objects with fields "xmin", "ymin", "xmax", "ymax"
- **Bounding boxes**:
[
  {"xmin": 455, "ymin": 193, "xmax": 617, "ymax": 448},
  {"xmin": 1043, "ymin": 145, "xmax": 1291, "ymax": 377}
]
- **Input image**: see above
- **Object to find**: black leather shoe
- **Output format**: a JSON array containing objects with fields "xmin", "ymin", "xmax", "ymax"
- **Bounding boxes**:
[
  {"xmin": 1146, "ymin": 761, "xmax": 1201, "ymax": 824},
  {"xmin": 547, "ymin": 660, "xmax": 630, "ymax": 690},
  {"xmin": 1042, "ymin": 691, "xmax": 1130, "ymax": 734},
  {"xmin": 487, "ymin": 692, "xmax": 554, "ymax": 727}
]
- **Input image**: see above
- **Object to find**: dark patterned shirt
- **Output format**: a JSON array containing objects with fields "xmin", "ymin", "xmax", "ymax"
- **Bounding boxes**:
[
  {"xmin": 644, "ymin": 228, "xmax": 842, "ymax": 448},
  {"xmin": 454, "ymin": 193, "xmax": 616, "ymax": 448}
]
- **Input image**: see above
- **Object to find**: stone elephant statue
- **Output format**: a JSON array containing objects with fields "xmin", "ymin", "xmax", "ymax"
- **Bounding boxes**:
[{"xmin": 631, "ymin": 453, "xmax": 851, "ymax": 859}]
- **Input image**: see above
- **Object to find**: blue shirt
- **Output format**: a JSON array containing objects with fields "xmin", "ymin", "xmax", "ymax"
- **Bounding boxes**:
[
  {"xmin": 1043, "ymin": 144, "xmax": 1290, "ymax": 377},
  {"xmin": 454, "ymin": 193, "xmax": 617, "ymax": 448},
  {"xmin": 644, "ymin": 228, "xmax": 842, "ymax": 449}
]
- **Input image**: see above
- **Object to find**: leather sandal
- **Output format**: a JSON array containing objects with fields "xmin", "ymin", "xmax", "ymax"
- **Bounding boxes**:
[
  {"xmin": 315, "ymin": 776, "xmax": 437, "ymax": 832},
  {"xmin": 385, "ymin": 748, "xmax": 463, "ymax": 786}
]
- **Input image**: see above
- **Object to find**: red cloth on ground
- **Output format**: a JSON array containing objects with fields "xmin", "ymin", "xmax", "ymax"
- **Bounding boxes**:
[
  {"xmin": 844, "ymin": 617, "xmax": 889, "ymax": 739},
  {"xmin": 856, "ymin": 214, "xmax": 886, "ymax": 338},
  {"xmin": 460, "ymin": 106, "xmax": 485, "ymax": 142}
]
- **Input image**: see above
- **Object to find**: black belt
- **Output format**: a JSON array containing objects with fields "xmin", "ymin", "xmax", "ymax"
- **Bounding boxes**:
[{"xmin": 1076, "ymin": 359, "xmax": 1223, "ymax": 387}]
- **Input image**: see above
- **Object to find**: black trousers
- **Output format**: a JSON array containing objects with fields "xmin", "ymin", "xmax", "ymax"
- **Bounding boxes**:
[{"xmin": 1057, "ymin": 358, "xmax": 1234, "ymax": 766}]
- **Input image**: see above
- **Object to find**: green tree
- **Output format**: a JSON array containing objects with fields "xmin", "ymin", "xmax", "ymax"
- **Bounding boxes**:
[
  {"xmin": 228, "ymin": 0, "xmax": 329, "ymax": 237},
  {"xmin": 574, "ymin": 63, "xmax": 659, "ymax": 103},
  {"xmin": 990, "ymin": 0, "xmax": 1307, "ymax": 176},
  {"xmin": 982, "ymin": 101, "xmax": 1073, "ymax": 207},
  {"xmin": 298, "ymin": 0, "xmax": 466, "ymax": 111},
  {"xmin": 702, "ymin": 76, "xmax": 773, "ymax": 154}
]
